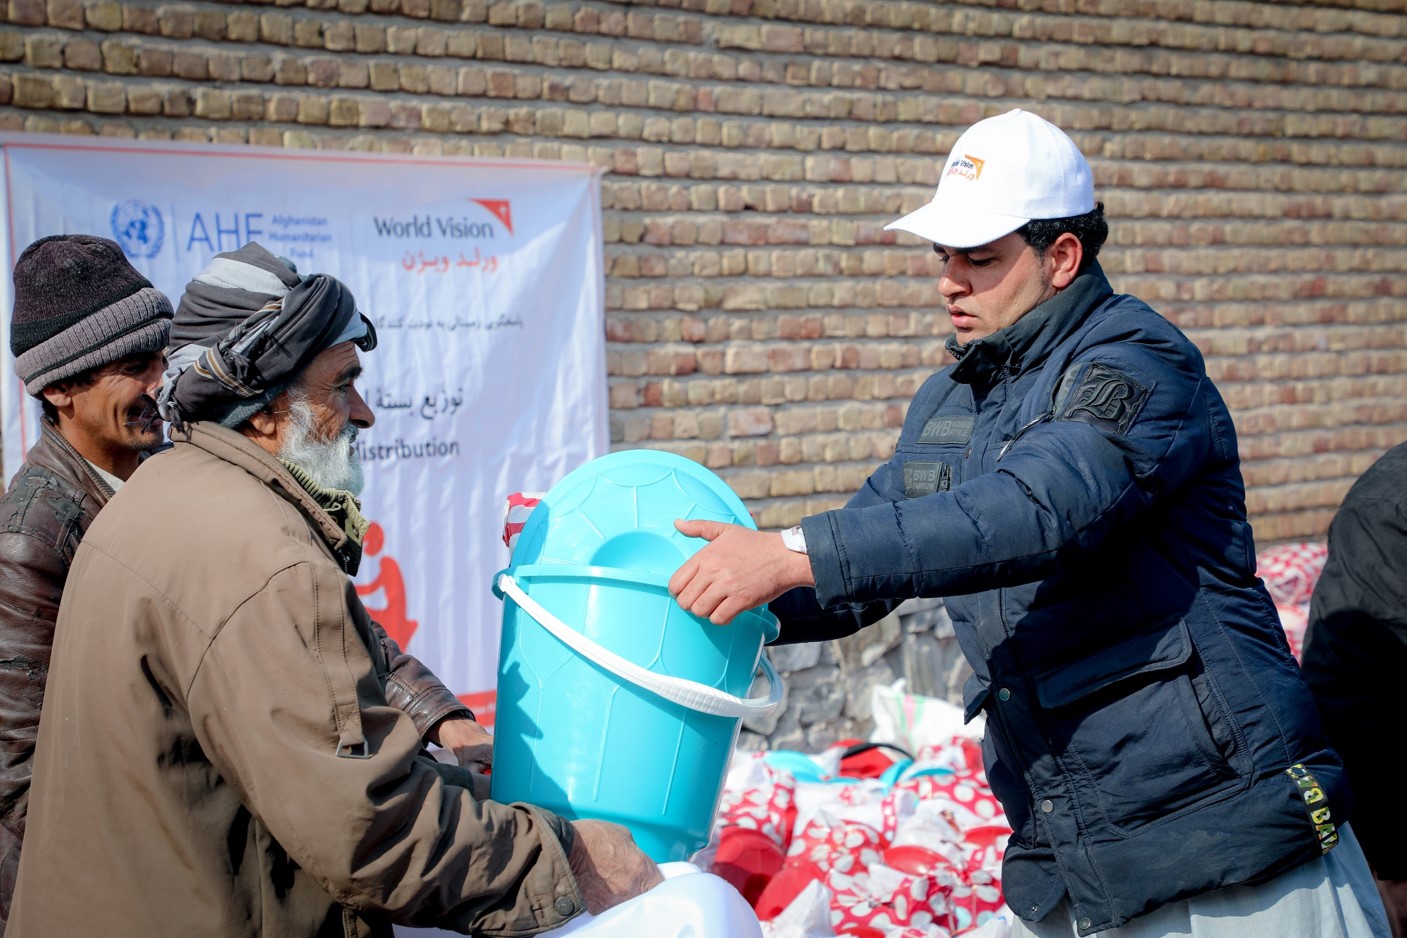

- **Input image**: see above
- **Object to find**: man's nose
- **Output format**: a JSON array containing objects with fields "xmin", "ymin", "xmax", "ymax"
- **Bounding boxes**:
[
  {"xmin": 350, "ymin": 386, "xmax": 375, "ymax": 429},
  {"xmin": 938, "ymin": 268, "xmax": 967, "ymax": 301}
]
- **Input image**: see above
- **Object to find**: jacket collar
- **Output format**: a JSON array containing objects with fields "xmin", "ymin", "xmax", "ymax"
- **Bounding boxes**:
[
  {"xmin": 947, "ymin": 262, "xmax": 1114, "ymax": 387},
  {"xmin": 175, "ymin": 422, "xmax": 363, "ymax": 575},
  {"xmin": 277, "ymin": 457, "xmax": 371, "ymax": 557},
  {"xmin": 25, "ymin": 419, "xmax": 117, "ymax": 507}
]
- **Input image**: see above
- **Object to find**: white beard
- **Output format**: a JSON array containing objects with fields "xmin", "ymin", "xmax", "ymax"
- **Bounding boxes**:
[{"xmin": 278, "ymin": 396, "xmax": 364, "ymax": 496}]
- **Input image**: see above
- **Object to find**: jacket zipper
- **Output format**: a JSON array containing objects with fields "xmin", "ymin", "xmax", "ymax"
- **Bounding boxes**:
[{"xmin": 998, "ymin": 412, "xmax": 1054, "ymax": 460}]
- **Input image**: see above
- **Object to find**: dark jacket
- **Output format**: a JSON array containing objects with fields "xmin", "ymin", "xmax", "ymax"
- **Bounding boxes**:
[
  {"xmin": 0, "ymin": 421, "xmax": 112, "ymax": 930},
  {"xmin": 1302, "ymin": 440, "xmax": 1407, "ymax": 880},
  {"xmin": 778, "ymin": 265, "xmax": 1347, "ymax": 934},
  {"xmin": 0, "ymin": 421, "xmax": 471, "ymax": 932}
]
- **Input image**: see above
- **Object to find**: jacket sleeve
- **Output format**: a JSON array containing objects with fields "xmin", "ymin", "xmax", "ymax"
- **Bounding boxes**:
[
  {"xmin": 374, "ymin": 621, "xmax": 477, "ymax": 737},
  {"xmin": 767, "ymin": 469, "xmax": 915, "ymax": 643},
  {"xmin": 767, "ymin": 586, "xmax": 898, "ymax": 645},
  {"xmin": 1301, "ymin": 490, "xmax": 1407, "ymax": 878},
  {"xmin": 0, "ymin": 526, "xmax": 66, "ymax": 839},
  {"xmin": 804, "ymin": 328, "xmax": 1219, "ymax": 608},
  {"xmin": 1306, "ymin": 494, "xmax": 1407, "ymax": 648},
  {"xmin": 187, "ymin": 562, "xmax": 583, "ymax": 936}
]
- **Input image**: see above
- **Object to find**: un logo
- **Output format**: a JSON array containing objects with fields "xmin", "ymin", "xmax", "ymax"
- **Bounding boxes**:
[{"xmin": 110, "ymin": 200, "xmax": 164, "ymax": 258}]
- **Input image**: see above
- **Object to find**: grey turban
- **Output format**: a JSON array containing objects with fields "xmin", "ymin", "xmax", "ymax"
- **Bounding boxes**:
[{"xmin": 158, "ymin": 241, "xmax": 375, "ymax": 429}]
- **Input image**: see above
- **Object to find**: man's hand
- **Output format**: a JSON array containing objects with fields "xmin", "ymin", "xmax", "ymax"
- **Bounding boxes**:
[
  {"xmin": 668, "ymin": 520, "xmax": 815, "ymax": 624},
  {"xmin": 567, "ymin": 819, "xmax": 664, "ymax": 914},
  {"xmin": 426, "ymin": 716, "xmax": 493, "ymax": 773}
]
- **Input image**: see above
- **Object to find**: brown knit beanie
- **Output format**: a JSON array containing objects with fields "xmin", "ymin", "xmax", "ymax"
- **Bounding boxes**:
[{"xmin": 10, "ymin": 234, "xmax": 173, "ymax": 396}]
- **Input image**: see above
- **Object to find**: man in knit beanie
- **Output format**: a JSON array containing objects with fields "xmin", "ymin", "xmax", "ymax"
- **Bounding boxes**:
[{"xmin": 0, "ymin": 233, "xmax": 172, "ymax": 931}]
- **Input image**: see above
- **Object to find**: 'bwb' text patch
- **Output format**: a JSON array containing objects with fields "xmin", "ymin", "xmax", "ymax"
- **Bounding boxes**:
[
  {"xmin": 917, "ymin": 415, "xmax": 974, "ymax": 445},
  {"xmin": 1056, "ymin": 363, "xmax": 1149, "ymax": 435},
  {"xmin": 904, "ymin": 461, "xmax": 951, "ymax": 497}
]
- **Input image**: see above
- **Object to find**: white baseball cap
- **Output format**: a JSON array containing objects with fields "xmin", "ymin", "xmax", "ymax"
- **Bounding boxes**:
[{"xmin": 885, "ymin": 109, "xmax": 1095, "ymax": 249}]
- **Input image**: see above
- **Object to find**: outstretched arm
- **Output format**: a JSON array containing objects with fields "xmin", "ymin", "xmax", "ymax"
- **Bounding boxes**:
[{"xmin": 668, "ymin": 520, "xmax": 815, "ymax": 624}]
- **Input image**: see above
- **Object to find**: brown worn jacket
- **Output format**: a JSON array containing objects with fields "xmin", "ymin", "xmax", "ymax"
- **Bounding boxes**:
[
  {"xmin": 7, "ymin": 423, "xmax": 582, "ymax": 937},
  {"xmin": 0, "ymin": 422, "xmax": 475, "ymax": 933},
  {"xmin": 0, "ymin": 421, "xmax": 113, "ymax": 931}
]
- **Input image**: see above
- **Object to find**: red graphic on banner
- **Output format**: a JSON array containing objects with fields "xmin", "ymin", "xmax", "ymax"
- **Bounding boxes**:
[
  {"xmin": 470, "ymin": 198, "xmax": 513, "ymax": 234},
  {"xmin": 459, "ymin": 690, "xmax": 497, "ymax": 729},
  {"xmin": 356, "ymin": 521, "xmax": 419, "ymax": 649}
]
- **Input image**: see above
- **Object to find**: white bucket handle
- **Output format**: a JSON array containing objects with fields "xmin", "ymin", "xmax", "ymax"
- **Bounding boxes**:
[{"xmin": 497, "ymin": 572, "xmax": 783, "ymax": 719}]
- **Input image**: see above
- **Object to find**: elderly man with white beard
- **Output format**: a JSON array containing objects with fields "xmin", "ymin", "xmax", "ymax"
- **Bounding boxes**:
[
  {"xmin": 8, "ymin": 244, "xmax": 662, "ymax": 937},
  {"xmin": 164, "ymin": 242, "xmax": 492, "ymax": 769}
]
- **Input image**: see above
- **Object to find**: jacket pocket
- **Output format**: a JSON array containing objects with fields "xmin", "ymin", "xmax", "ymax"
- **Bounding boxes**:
[
  {"xmin": 1034, "ymin": 620, "xmax": 1241, "ymax": 832},
  {"xmin": 966, "ymin": 676, "xmax": 1043, "ymax": 846}
]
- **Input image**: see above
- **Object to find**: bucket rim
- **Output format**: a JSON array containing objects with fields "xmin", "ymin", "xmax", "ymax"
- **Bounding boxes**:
[
  {"xmin": 511, "ymin": 450, "xmax": 759, "ymax": 568},
  {"xmin": 496, "ymin": 562, "xmax": 780, "ymax": 641},
  {"xmin": 533, "ymin": 449, "xmax": 755, "ymax": 528}
]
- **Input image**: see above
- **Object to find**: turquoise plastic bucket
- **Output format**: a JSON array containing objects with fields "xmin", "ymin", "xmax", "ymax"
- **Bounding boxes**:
[
  {"xmin": 492, "ymin": 566, "xmax": 780, "ymax": 860},
  {"xmin": 490, "ymin": 451, "xmax": 782, "ymax": 861}
]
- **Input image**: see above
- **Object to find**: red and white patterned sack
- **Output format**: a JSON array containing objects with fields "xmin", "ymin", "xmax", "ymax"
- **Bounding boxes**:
[
  {"xmin": 891, "ymin": 771, "xmax": 1004, "ymax": 834},
  {"xmin": 943, "ymin": 865, "xmax": 1006, "ymax": 934},
  {"xmin": 716, "ymin": 763, "xmax": 797, "ymax": 849},
  {"xmin": 757, "ymin": 810, "xmax": 882, "ymax": 924},
  {"xmin": 711, "ymin": 758, "xmax": 799, "ymax": 907},
  {"xmin": 501, "ymin": 491, "xmax": 543, "ymax": 550},
  {"xmin": 1255, "ymin": 541, "xmax": 1328, "ymax": 661},
  {"xmin": 711, "ymin": 713, "xmax": 1014, "ymax": 935},
  {"xmin": 830, "ymin": 861, "xmax": 955, "ymax": 937},
  {"xmin": 1256, "ymin": 541, "xmax": 1328, "ymax": 608}
]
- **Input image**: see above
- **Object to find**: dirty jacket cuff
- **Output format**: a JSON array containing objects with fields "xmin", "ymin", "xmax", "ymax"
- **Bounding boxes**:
[{"xmin": 540, "ymin": 811, "xmax": 577, "ymax": 860}]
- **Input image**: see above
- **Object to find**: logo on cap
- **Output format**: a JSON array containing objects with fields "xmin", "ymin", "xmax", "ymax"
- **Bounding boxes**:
[
  {"xmin": 110, "ymin": 200, "xmax": 164, "ymax": 258},
  {"xmin": 946, "ymin": 154, "xmax": 986, "ymax": 182}
]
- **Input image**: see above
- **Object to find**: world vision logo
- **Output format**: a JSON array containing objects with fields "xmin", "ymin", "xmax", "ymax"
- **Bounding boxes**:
[
  {"xmin": 945, "ymin": 154, "xmax": 986, "ymax": 182},
  {"xmin": 470, "ymin": 198, "xmax": 513, "ymax": 235},
  {"xmin": 371, "ymin": 198, "xmax": 514, "ymax": 239}
]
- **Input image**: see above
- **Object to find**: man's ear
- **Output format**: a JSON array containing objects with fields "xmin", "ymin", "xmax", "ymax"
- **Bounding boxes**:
[
  {"xmin": 1048, "ymin": 231, "xmax": 1084, "ymax": 290},
  {"xmin": 243, "ymin": 398, "xmax": 283, "ymax": 444},
  {"xmin": 40, "ymin": 383, "xmax": 74, "ymax": 411}
]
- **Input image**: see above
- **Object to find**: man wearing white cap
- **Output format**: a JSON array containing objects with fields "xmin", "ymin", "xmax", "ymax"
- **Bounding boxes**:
[{"xmin": 671, "ymin": 109, "xmax": 1389, "ymax": 936}]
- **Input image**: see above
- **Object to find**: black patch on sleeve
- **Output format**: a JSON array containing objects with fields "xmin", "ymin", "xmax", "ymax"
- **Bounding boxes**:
[
  {"xmin": 1055, "ymin": 363, "xmax": 1150, "ymax": 435},
  {"xmin": 903, "ymin": 460, "xmax": 951, "ymax": 497}
]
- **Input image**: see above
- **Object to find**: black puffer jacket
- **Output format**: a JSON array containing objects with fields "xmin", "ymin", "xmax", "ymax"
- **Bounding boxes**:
[
  {"xmin": 781, "ymin": 265, "xmax": 1347, "ymax": 934},
  {"xmin": 1302, "ymin": 440, "xmax": 1407, "ymax": 880}
]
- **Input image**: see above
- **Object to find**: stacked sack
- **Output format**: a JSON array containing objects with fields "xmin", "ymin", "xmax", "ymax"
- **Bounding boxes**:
[
  {"xmin": 1255, "ymin": 541, "xmax": 1328, "ymax": 661},
  {"xmin": 702, "ymin": 734, "xmax": 1011, "ymax": 938}
]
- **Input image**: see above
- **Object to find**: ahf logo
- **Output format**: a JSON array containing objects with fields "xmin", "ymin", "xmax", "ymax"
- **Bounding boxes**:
[{"xmin": 110, "ymin": 200, "xmax": 164, "ymax": 258}]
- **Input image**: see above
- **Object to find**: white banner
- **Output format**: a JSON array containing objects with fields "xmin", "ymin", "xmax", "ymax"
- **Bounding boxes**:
[{"xmin": 0, "ymin": 134, "xmax": 608, "ymax": 721}]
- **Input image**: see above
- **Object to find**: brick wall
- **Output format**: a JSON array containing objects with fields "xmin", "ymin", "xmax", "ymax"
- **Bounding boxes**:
[{"xmin": 3, "ymin": 0, "xmax": 1406, "ymax": 546}]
